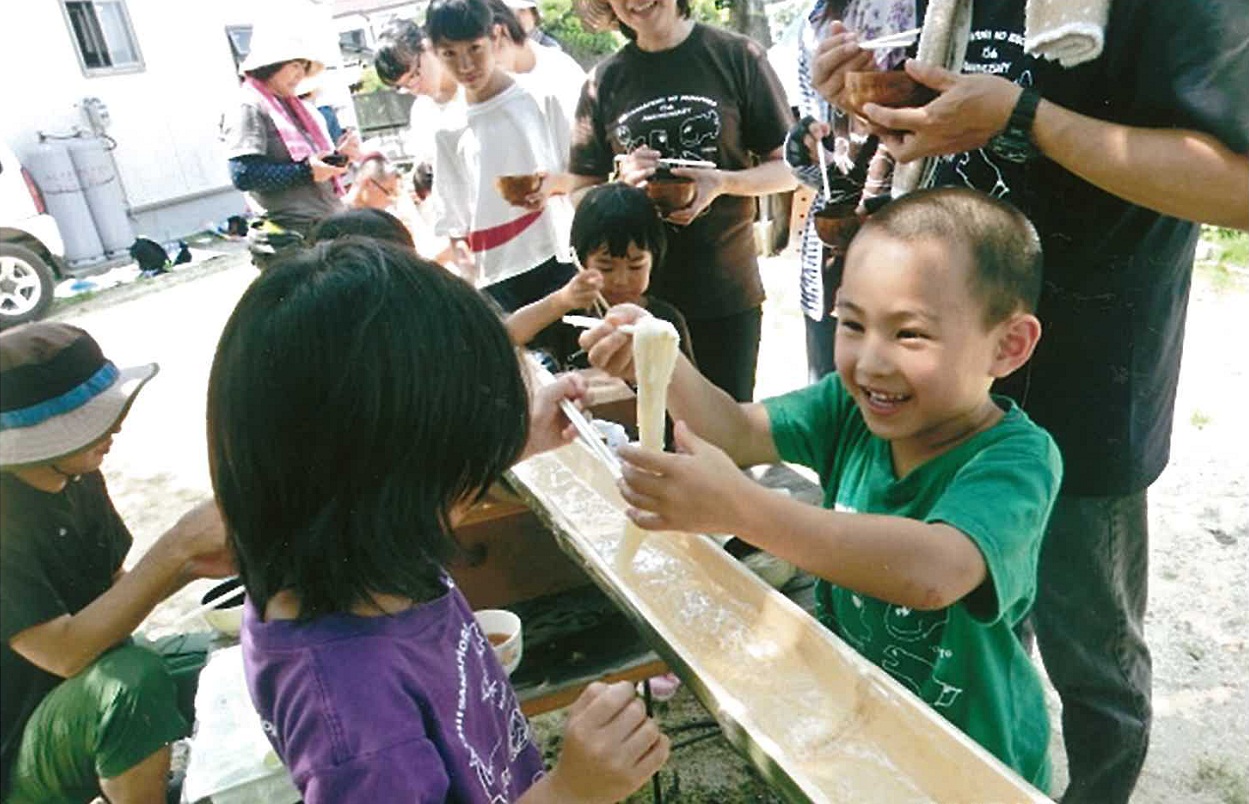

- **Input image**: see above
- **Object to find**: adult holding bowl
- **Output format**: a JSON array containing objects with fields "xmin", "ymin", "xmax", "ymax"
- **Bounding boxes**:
[
  {"xmin": 222, "ymin": 23, "xmax": 359, "ymax": 269},
  {"xmin": 564, "ymin": 0, "xmax": 796, "ymax": 402}
]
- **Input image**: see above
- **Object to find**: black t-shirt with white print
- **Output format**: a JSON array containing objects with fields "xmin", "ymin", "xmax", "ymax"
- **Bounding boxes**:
[
  {"xmin": 922, "ymin": 0, "xmax": 1249, "ymax": 495},
  {"xmin": 570, "ymin": 24, "xmax": 793, "ymax": 320}
]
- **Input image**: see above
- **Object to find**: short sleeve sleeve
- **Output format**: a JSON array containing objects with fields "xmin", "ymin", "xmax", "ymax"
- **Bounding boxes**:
[
  {"xmin": 222, "ymin": 102, "xmax": 270, "ymax": 160},
  {"xmin": 568, "ymin": 66, "xmax": 615, "ymax": 177},
  {"xmin": 738, "ymin": 37, "xmax": 793, "ymax": 157},
  {"xmin": 1, "ymin": 526, "xmax": 70, "ymax": 643},
  {"xmin": 927, "ymin": 428, "xmax": 1062, "ymax": 625},
  {"xmin": 763, "ymin": 373, "xmax": 858, "ymax": 481},
  {"xmin": 298, "ymin": 739, "xmax": 450, "ymax": 804},
  {"xmin": 432, "ymin": 129, "xmax": 470, "ymax": 239},
  {"xmin": 1109, "ymin": 0, "xmax": 1249, "ymax": 152}
]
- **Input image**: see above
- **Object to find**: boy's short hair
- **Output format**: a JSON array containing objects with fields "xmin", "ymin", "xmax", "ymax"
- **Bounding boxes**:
[
  {"xmin": 570, "ymin": 182, "xmax": 668, "ymax": 271},
  {"xmin": 309, "ymin": 208, "xmax": 414, "ymax": 249},
  {"xmin": 207, "ymin": 240, "xmax": 529, "ymax": 619},
  {"xmin": 426, "ymin": 0, "xmax": 494, "ymax": 44},
  {"xmin": 487, "ymin": 0, "xmax": 527, "ymax": 44},
  {"xmin": 374, "ymin": 19, "xmax": 426, "ymax": 86},
  {"xmin": 859, "ymin": 187, "xmax": 1043, "ymax": 325}
]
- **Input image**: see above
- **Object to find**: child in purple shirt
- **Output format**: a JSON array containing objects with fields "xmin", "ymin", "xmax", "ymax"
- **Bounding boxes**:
[{"xmin": 206, "ymin": 238, "xmax": 669, "ymax": 803}]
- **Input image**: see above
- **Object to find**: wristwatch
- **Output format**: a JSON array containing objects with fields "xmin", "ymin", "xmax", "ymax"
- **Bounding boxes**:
[{"xmin": 988, "ymin": 87, "xmax": 1041, "ymax": 163}]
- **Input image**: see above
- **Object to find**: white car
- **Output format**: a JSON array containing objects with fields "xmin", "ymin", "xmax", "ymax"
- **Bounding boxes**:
[{"xmin": 0, "ymin": 141, "xmax": 66, "ymax": 328}]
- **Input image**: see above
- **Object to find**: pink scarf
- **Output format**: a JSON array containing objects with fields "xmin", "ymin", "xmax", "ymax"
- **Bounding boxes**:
[{"xmin": 243, "ymin": 75, "xmax": 344, "ymax": 195}]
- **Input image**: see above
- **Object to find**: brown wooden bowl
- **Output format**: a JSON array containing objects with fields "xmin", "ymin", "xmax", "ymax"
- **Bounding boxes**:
[
  {"xmin": 495, "ymin": 173, "xmax": 543, "ymax": 206},
  {"xmin": 645, "ymin": 176, "xmax": 697, "ymax": 216},
  {"xmin": 844, "ymin": 70, "xmax": 938, "ymax": 119},
  {"xmin": 812, "ymin": 203, "xmax": 862, "ymax": 253}
]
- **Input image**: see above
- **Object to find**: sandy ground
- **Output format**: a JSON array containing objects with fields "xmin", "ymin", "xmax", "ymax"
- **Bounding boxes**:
[{"xmin": 49, "ymin": 240, "xmax": 1248, "ymax": 802}]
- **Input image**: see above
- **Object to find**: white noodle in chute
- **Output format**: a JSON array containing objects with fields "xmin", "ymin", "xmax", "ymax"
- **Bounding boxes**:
[{"xmin": 618, "ymin": 316, "xmax": 680, "ymax": 566}]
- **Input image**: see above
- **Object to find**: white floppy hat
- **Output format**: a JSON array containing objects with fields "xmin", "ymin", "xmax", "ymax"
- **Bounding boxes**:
[
  {"xmin": 240, "ymin": 22, "xmax": 326, "ymax": 77},
  {"xmin": 504, "ymin": 0, "xmax": 538, "ymax": 9},
  {"xmin": 0, "ymin": 323, "xmax": 158, "ymax": 469}
]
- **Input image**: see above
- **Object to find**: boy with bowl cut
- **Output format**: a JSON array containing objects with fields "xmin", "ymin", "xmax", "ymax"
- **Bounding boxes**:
[
  {"xmin": 426, "ymin": 0, "xmax": 578, "ymax": 312},
  {"xmin": 581, "ymin": 187, "xmax": 1061, "ymax": 789},
  {"xmin": 0, "ymin": 323, "xmax": 232, "ymax": 804}
]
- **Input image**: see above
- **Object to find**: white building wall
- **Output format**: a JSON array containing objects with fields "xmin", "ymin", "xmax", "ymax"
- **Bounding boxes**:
[{"xmin": 0, "ymin": 0, "xmax": 343, "ymax": 243}]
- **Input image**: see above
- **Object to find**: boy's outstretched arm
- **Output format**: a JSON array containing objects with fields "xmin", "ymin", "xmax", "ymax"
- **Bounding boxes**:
[
  {"xmin": 619, "ymin": 424, "xmax": 987, "ymax": 612},
  {"xmin": 580, "ymin": 305, "xmax": 778, "ymax": 467}
]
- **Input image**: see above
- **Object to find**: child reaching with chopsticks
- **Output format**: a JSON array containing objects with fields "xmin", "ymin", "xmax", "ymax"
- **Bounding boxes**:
[
  {"xmin": 206, "ymin": 239, "xmax": 668, "ymax": 803},
  {"xmin": 507, "ymin": 182, "xmax": 695, "ymax": 372}
]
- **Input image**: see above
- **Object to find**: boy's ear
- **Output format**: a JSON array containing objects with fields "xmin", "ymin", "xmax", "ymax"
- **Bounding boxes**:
[{"xmin": 989, "ymin": 312, "xmax": 1041, "ymax": 379}]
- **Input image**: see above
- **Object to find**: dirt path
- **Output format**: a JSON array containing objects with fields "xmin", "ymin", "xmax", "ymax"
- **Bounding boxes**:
[{"xmin": 54, "ymin": 247, "xmax": 1248, "ymax": 802}]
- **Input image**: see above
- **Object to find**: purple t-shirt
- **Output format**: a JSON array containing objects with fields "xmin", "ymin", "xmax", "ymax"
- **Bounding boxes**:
[{"xmin": 242, "ymin": 580, "xmax": 546, "ymax": 803}]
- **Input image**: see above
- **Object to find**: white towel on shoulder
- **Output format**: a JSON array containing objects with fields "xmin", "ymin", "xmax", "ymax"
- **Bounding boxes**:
[{"xmin": 1024, "ymin": 0, "xmax": 1111, "ymax": 68}]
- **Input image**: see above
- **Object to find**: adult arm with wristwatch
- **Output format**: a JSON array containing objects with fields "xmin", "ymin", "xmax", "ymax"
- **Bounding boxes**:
[
  {"xmin": 807, "ymin": 13, "xmax": 1248, "ymax": 231},
  {"xmin": 860, "ymin": 62, "xmax": 1249, "ymax": 231}
]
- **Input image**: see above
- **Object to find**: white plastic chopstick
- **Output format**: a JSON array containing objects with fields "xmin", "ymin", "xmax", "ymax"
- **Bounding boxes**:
[
  {"xmin": 562, "ymin": 315, "xmax": 636, "ymax": 335},
  {"xmin": 856, "ymin": 26, "xmax": 921, "ymax": 50}
]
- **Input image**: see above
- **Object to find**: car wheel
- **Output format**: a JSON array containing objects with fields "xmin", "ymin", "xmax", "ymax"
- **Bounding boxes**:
[{"xmin": 0, "ymin": 242, "xmax": 56, "ymax": 328}]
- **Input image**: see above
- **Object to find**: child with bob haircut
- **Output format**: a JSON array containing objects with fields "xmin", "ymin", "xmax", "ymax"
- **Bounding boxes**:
[
  {"xmin": 206, "ymin": 240, "xmax": 669, "ymax": 803},
  {"xmin": 581, "ymin": 187, "xmax": 1062, "ymax": 790},
  {"xmin": 507, "ymin": 182, "xmax": 694, "ymax": 370}
]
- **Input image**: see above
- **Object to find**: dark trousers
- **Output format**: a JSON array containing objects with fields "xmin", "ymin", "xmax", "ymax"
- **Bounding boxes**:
[
  {"xmin": 685, "ymin": 306, "xmax": 763, "ymax": 403},
  {"xmin": 483, "ymin": 256, "xmax": 576, "ymax": 314},
  {"xmin": 1036, "ymin": 490, "xmax": 1152, "ymax": 804}
]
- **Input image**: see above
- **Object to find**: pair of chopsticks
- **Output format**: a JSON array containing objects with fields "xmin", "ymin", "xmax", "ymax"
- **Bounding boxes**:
[
  {"xmin": 857, "ymin": 26, "xmax": 921, "ymax": 50},
  {"xmin": 525, "ymin": 354, "xmax": 623, "ymax": 479},
  {"xmin": 170, "ymin": 579, "xmax": 243, "ymax": 629},
  {"xmin": 569, "ymin": 252, "xmax": 611, "ymax": 318}
]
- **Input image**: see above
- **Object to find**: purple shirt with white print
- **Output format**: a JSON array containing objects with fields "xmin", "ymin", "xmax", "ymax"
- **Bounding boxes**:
[{"xmin": 242, "ymin": 578, "xmax": 545, "ymax": 803}]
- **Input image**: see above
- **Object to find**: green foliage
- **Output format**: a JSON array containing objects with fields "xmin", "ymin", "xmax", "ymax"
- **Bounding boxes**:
[
  {"xmin": 537, "ymin": 0, "xmax": 729, "ymax": 69},
  {"xmin": 1196, "ymin": 225, "xmax": 1248, "ymax": 294},
  {"xmin": 355, "ymin": 66, "xmax": 388, "ymax": 95},
  {"xmin": 539, "ymin": 0, "xmax": 623, "ymax": 69}
]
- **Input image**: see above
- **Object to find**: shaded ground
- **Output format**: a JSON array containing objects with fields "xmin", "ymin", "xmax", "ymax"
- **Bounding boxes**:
[{"xmin": 52, "ymin": 239, "xmax": 1248, "ymax": 803}]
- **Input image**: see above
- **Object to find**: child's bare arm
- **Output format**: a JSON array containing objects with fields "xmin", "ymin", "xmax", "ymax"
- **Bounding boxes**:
[
  {"xmin": 581, "ymin": 305, "xmax": 778, "ymax": 466},
  {"xmin": 505, "ymin": 270, "xmax": 603, "ymax": 345},
  {"xmin": 518, "ymin": 681, "xmax": 669, "ymax": 804},
  {"xmin": 618, "ymin": 424, "xmax": 987, "ymax": 611}
]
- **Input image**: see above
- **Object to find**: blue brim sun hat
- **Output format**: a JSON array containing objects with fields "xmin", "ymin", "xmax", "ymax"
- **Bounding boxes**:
[{"xmin": 0, "ymin": 323, "xmax": 157, "ymax": 469}]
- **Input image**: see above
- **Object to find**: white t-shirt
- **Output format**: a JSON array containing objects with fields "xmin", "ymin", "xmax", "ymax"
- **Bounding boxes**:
[
  {"xmin": 433, "ymin": 79, "xmax": 573, "ymax": 287},
  {"xmin": 524, "ymin": 43, "xmax": 588, "ymax": 128}
]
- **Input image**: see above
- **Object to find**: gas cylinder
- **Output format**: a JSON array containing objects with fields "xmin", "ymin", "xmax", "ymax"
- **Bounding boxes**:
[
  {"xmin": 65, "ymin": 136, "xmax": 134, "ymax": 259},
  {"xmin": 23, "ymin": 139, "xmax": 105, "ymax": 269}
]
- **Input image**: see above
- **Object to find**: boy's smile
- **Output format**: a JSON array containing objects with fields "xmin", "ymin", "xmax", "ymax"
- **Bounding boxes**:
[{"xmin": 835, "ymin": 231, "xmax": 1012, "ymax": 474}]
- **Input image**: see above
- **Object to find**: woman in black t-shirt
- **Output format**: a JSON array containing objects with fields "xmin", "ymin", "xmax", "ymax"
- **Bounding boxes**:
[{"xmin": 568, "ymin": 0, "xmax": 795, "ymax": 401}]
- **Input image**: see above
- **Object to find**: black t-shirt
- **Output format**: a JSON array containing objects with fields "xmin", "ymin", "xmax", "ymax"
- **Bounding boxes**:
[
  {"xmin": 922, "ymin": 0, "xmax": 1249, "ymax": 495},
  {"xmin": 569, "ymin": 24, "xmax": 793, "ymax": 319},
  {"xmin": 0, "ymin": 472, "xmax": 131, "ymax": 793},
  {"xmin": 528, "ymin": 295, "xmax": 696, "ymax": 373}
]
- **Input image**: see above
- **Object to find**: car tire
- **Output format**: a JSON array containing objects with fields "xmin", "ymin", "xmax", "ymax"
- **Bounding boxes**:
[{"xmin": 0, "ymin": 242, "xmax": 56, "ymax": 329}]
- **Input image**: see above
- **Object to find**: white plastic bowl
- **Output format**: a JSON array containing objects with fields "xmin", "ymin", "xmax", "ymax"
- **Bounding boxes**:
[
  {"xmin": 474, "ymin": 608, "xmax": 523, "ymax": 675},
  {"xmin": 200, "ymin": 578, "xmax": 245, "ymax": 637}
]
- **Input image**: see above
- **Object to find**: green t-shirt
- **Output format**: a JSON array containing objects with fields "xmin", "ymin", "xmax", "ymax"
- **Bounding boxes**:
[{"xmin": 764, "ymin": 374, "xmax": 1061, "ymax": 790}]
